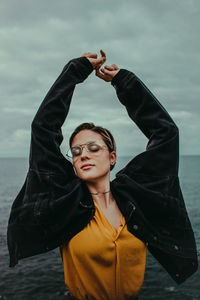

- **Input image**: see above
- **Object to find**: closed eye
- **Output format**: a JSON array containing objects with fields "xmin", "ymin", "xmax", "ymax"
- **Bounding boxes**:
[{"xmin": 88, "ymin": 144, "xmax": 101, "ymax": 152}]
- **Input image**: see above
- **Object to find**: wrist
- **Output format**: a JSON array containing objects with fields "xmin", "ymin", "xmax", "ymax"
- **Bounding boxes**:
[
  {"xmin": 111, "ymin": 69, "xmax": 125, "ymax": 85},
  {"xmin": 62, "ymin": 56, "xmax": 94, "ymax": 83},
  {"xmin": 80, "ymin": 56, "xmax": 94, "ymax": 72}
]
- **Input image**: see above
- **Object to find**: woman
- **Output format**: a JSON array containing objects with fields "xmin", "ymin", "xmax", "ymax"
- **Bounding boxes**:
[{"xmin": 7, "ymin": 50, "xmax": 198, "ymax": 300}]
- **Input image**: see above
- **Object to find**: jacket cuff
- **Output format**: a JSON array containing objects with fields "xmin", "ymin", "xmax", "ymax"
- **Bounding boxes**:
[
  {"xmin": 111, "ymin": 69, "xmax": 133, "ymax": 88},
  {"xmin": 79, "ymin": 56, "xmax": 94, "ymax": 73},
  {"xmin": 63, "ymin": 56, "xmax": 94, "ymax": 80}
]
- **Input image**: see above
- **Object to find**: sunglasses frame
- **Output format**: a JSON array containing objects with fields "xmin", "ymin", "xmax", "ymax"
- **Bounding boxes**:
[{"xmin": 66, "ymin": 141, "xmax": 107, "ymax": 158}]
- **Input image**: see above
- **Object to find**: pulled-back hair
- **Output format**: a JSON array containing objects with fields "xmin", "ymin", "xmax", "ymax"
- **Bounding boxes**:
[{"xmin": 69, "ymin": 122, "xmax": 116, "ymax": 171}]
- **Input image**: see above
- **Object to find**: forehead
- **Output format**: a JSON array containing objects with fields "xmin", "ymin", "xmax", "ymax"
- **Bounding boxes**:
[{"xmin": 72, "ymin": 130, "xmax": 105, "ymax": 147}]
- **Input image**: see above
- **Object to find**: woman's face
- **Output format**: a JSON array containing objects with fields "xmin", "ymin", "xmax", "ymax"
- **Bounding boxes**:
[{"xmin": 71, "ymin": 130, "xmax": 116, "ymax": 183}]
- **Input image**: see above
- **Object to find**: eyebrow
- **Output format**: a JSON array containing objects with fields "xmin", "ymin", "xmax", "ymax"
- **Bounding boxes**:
[{"xmin": 72, "ymin": 141, "xmax": 96, "ymax": 147}]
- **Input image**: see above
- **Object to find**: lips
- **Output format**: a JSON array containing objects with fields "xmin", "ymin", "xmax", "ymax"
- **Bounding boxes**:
[{"xmin": 81, "ymin": 164, "xmax": 94, "ymax": 169}]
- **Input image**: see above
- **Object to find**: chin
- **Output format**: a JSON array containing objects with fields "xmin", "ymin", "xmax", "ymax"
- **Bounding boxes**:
[
  {"xmin": 79, "ymin": 173, "xmax": 99, "ymax": 182},
  {"xmin": 80, "ymin": 171, "xmax": 110, "ymax": 184}
]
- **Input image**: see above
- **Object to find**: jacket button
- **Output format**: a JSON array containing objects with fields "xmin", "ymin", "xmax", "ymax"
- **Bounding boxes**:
[
  {"xmin": 175, "ymin": 273, "xmax": 179, "ymax": 278},
  {"xmin": 153, "ymin": 236, "xmax": 157, "ymax": 241},
  {"xmin": 174, "ymin": 245, "xmax": 179, "ymax": 250},
  {"xmin": 46, "ymin": 246, "xmax": 49, "ymax": 250},
  {"xmin": 133, "ymin": 224, "xmax": 138, "ymax": 230}
]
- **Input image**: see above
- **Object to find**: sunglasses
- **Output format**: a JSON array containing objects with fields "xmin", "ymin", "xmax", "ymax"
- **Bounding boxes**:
[{"xmin": 66, "ymin": 141, "xmax": 107, "ymax": 158}]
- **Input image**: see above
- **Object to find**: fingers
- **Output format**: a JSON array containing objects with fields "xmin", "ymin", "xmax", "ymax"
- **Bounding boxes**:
[
  {"xmin": 81, "ymin": 50, "xmax": 106, "ymax": 63},
  {"xmin": 87, "ymin": 50, "xmax": 106, "ymax": 63},
  {"xmin": 96, "ymin": 67, "xmax": 107, "ymax": 77},
  {"xmin": 100, "ymin": 49, "xmax": 106, "ymax": 58},
  {"xmin": 99, "ymin": 49, "xmax": 106, "ymax": 65},
  {"xmin": 104, "ymin": 65, "xmax": 113, "ymax": 70},
  {"xmin": 82, "ymin": 51, "xmax": 105, "ymax": 59},
  {"xmin": 104, "ymin": 64, "xmax": 119, "ymax": 70},
  {"xmin": 95, "ymin": 68, "xmax": 104, "ymax": 79},
  {"xmin": 89, "ymin": 53, "xmax": 98, "ymax": 58},
  {"xmin": 95, "ymin": 56, "xmax": 106, "ymax": 66},
  {"xmin": 95, "ymin": 67, "xmax": 112, "ymax": 82},
  {"xmin": 93, "ymin": 54, "xmax": 106, "ymax": 70},
  {"xmin": 100, "ymin": 67, "xmax": 113, "ymax": 75},
  {"xmin": 81, "ymin": 52, "xmax": 98, "ymax": 58},
  {"xmin": 95, "ymin": 68, "xmax": 107, "ymax": 80},
  {"xmin": 81, "ymin": 51, "xmax": 119, "ymax": 80}
]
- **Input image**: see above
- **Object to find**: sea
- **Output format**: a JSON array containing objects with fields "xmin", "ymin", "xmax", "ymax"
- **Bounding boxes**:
[{"xmin": 0, "ymin": 156, "xmax": 199, "ymax": 300}]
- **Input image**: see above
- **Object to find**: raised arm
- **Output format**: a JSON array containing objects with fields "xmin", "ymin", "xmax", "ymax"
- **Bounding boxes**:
[
  {"xmin": 7, "ymin": 51, "xmax": 106, "ymax": 267},
  {"xmin": 30, "ymin": 56, "xmax": 93, "ymax": 176},
  {"xmin": 97, "ymin": 64, "xmax": 179, "ymax": 178},
  {"xmin": 96, "ymin": 58, "xmax": 198, "ymax": 284},
  {"xmin": 30, "ymin": 51, "xmax": 106, "ymax": 178},
  {"xmin": 111, "ymin": 69, "xmax": 179, "ymax": 178}
]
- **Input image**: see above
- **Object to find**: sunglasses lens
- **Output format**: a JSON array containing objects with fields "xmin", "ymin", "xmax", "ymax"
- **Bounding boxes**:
[
  {"xmin": 71, "ymin": 146, "xmax": 82, "ymax": 157},
  {"xmin": 67, "ymin": 143, "xmax": 103, "ymax": 158}
]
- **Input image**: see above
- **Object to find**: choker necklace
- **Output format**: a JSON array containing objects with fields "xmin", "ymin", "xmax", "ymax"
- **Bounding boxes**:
[{"xmin": 90, "ymin": 190, "xmax": 110, "ymax": 195}]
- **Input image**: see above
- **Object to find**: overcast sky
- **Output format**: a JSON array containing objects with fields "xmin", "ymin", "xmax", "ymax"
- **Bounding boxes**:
[{"xmin": 0, "ymin": 0, "xmax": 200, "ymax": 159}]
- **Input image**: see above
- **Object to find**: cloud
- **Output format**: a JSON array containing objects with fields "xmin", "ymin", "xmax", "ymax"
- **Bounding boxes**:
[
  {"xmin": 2, "ymin": 107, "xmax": 35, "ymax": 116},
  {"xmin": 0, "ymin": 129, "xmax": 31, "ymax": 157},
  {"xmin": 0, "ymin": 0, "xmax": 200, "ymax": 157}
]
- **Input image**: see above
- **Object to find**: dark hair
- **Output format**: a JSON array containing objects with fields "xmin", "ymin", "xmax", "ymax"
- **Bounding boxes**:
[{"xmin": 69, "ymin": 122, "xmax": 116, "ymax": 171}]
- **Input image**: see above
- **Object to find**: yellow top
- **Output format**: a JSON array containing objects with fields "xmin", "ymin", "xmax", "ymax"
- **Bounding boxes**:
[{"xmin": 60, "ymin": 201, "xmax": 147, "ymax": 300}]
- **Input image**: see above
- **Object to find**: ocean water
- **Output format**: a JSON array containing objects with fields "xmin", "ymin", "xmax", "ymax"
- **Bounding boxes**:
[{"xmin": 0, "ymin": 156, "xmax": 199, "ymax": 300}]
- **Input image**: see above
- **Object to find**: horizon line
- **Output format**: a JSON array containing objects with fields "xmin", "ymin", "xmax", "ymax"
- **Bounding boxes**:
[{"xmin": 0, "ymin": 154, "xmax": 200, "ymax": 159}]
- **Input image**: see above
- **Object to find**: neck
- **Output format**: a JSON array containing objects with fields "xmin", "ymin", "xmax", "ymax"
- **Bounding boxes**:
[{"xmin": 86, "ymin": 176, "xmax": 113, "ymax": 209}]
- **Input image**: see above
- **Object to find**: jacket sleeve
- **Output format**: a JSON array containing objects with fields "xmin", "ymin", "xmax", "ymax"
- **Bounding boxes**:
[
  {"xmin": 110, "ymin": 69, "xmax": 199, "ymax": 284},
  {"xmin": 111, "ymin": 69, "xmax": 179, "ymax": 180},
  {"xmin": 29, "ymin": 56, "xmax": 93, "ymax": 177},
  {"xmin": 7, "ymin": 57, "xmax": 94, "ymax": 267}
]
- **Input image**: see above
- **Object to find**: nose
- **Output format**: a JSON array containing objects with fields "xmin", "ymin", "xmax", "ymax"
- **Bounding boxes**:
[{"xmin": 80, "ymin": 146, "xmax": 90, "ymax": 160}]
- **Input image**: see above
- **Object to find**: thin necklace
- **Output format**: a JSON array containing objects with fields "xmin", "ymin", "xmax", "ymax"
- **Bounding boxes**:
[{"xmin": 90, "ymin": 190, "xmax": 111, "ymax": 195}]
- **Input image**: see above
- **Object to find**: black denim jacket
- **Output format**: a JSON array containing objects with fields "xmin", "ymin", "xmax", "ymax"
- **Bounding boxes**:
[{"xmin": 7, "ymin": 56, "xmax": 198, "ymax": 284}]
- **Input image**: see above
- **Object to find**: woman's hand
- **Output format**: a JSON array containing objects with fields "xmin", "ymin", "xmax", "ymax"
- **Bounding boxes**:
[
  {"xmin": 81, "ymin": 49, "xmax": 106, "ymax": 70},
  {"xmin": 95, "ymin": 64, "xmax": 120, "ymax": 82}
]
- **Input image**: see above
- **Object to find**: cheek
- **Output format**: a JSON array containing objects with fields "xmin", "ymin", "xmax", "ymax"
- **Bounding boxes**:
[{"xmin": 97, "ymin": 155, "xmax": 111, "ymax": 171}]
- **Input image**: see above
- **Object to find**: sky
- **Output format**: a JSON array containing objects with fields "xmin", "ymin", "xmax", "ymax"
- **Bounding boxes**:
[{"xmin": 0, "ymin": 0, "xmax": 200, "ymax": 158}]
